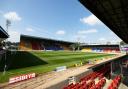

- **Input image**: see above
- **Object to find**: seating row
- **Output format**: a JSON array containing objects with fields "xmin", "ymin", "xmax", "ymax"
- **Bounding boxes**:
[
  {"xmin": 80, "ymin": 65, "xmax": 110, "ymax": 83},
  {"xmin": 63, "ymin": 65, "xmax": 110, "ymax": 89},
  {"xmin": 90, "ymin": 78, "xmax": 106, "ymax": 89},
  {"xmin": 63, "ymin": 80, "xmax": 95, "ymax": 89},
  {"xmin": 108, "ymin": 75, "xmax": 121, "ymax": 89}
]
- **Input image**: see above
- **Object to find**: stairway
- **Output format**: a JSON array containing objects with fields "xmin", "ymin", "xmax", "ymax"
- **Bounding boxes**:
[{"xmin": 103, "ymin": 78, "xmax": 112, "ymax": 89}]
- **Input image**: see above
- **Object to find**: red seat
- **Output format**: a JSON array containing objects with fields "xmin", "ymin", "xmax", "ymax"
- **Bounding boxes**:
[
  {"xmin": 107, "ymin": 75, "xmax": 121, "ymax": 89},
  {"xmin": 63, "ymin": 65, "xmax": 110, "ymax": 89}
]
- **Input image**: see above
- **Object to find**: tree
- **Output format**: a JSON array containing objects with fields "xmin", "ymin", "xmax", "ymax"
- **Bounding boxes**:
[
  {"xmin": 75, "ymin": 42, "xmax": 80, "ymax": 51},
  {"xmin": 70, "ymin": 44, "xmax": 76, "ymax": 51},
  {"xmin": 70, "ymin": 42, "xmax": 81, "ymax": 51}
]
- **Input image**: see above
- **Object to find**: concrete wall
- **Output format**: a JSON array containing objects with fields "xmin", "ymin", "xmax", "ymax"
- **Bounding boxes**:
[{"xmin": 45, "ymin": 69, "xmax": 93, "ymax": 89}]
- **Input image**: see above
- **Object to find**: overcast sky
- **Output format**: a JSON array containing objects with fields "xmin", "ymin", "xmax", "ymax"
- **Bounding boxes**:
[{"xmin": 0, "ymin": 0, "xmax": 121, "ymax": 43}]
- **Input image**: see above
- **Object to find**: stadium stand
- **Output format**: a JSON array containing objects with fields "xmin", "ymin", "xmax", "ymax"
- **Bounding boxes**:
[
  {"xmin": 43, "ymin": 42, "xmax": 63, "ymax": 50},
  {"xmin": 31, "ymin": 41, "xmax": 41, "ymax": 50},
  {"xmin": 63, "ymin": 65, "xmax": 111, "ymax": 89},
  {"xmin": 0, "ymin": 26, "xmax": 8, "ymax": 39},
  {"xmin": 20, "ymin": 34, "xmax": 73, "ymax": 51},
  {"xmin": 0, "ymin": 26, "xmax": 9, "ymax": 50},
  {"xmin": 62, "ymin": 55, "xmax": 128, "ymax": 89},
  {"xmin": 108, "ymin": 75, "xmax": 121, "ymax": 89},
  {"xmin": 0, "ymin": 26, "xmax": 9, "ymax": 67},
  {"xmin": 81, "ymin": 45, "xmax": 120, "ymax": 53},
  {"xmin": 20, "ymin": 35, "xmax": 121, "ymax": 53}
]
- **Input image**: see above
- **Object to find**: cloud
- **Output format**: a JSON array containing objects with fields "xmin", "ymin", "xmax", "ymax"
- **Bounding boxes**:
[
  {"xmin": 80, "ymin": 14, "xmax": 102, "ymax": 25},
  {"xmin": 0, "ymin": 10, "xmax": 3, "ymax": 14},
  {"xmin": 8, "ymin": 30, "xmax": 20, "ymax": 42},
  {"xmin": 56, "ymin": 30, "xmax": 65, "ymax": 35},
  {"xmin": 78, "ymin": 29, "xmax": 98, "ymax": 35},
  {"xmin": 109, "ymin": 36, "xmax": 122, "ymax": 43},
  {"xmin": 98, "ymin": 36, "xmax": 122, "ymax": 44},
  {"xmin": 74, "ymin": 35, "xmax": 86, "ymax": 39},
  {"xmin": 99, "ymin": 38, "xmax": 106, "ymax": 41},
  {"xmin": 4, "ymin": 11, "xmax": 21, "ymax": 21},
  {"xmin": 110, "ymin": 31, "xmax": 115, "ymax": 35},
  {"xmin": 73, "ymin": 35, "xmax": 86, "ymax": 43},
  {"xmin": 26, "ymin": 28, "xmax": 34, "ymax": 32}
]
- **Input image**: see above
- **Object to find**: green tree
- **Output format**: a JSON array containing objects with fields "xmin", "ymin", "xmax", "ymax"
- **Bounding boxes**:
[
  {"xmin": 75, "ymin": 42, "xmax": 80, "ymax": 51},
  {"xmin": 70, "ymin": 44, "xmax": 76, "ymax": 51},
  {"xmin": 70, "ymin": 42, "xmax": 81, "ymax": 51}
]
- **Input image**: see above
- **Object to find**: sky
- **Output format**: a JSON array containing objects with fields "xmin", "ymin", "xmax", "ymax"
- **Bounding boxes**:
[{"xmin": 0, "ymin": 0, "xmax": 121, "ymax": 43}]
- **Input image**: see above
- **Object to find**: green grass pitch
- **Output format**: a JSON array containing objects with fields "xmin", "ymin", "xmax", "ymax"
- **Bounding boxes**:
[{"xmin": 0, "ymin": 51, "xmax": 114, "ymax": 83}]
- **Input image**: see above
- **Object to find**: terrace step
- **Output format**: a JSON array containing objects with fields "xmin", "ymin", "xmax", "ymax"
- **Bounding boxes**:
[
  {"xmin": 118, "ymin": 83, "xmax": 128, "ymax": 89},
  {"xmin": 103, "ymin": 78, "xmax": 112, "ymax": 89}
]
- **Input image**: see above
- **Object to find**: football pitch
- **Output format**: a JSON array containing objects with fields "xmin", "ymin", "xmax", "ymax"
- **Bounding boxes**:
[{"xmin": 0, "ymin": 51, "xmax": 115, "ymax": 83}]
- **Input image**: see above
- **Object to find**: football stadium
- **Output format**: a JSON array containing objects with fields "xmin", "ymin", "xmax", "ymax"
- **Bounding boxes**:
[{"xmin": 0, "ymin": 0, "xmax": 128, "ymax": 89}]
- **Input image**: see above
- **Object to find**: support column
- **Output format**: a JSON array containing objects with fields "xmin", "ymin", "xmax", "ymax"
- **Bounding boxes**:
[
  {"xmin": 120, "ymin": 62, "xmax": 123, "ymax": 82},
  {"xmin": 111, "ymin": 61, "xmax": 113, "ymax": 78}
]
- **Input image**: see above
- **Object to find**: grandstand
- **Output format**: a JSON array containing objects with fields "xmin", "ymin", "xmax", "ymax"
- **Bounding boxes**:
[
  {"xmin": 62, "ymin": 54, "xmax": 127, "ymax": 89},
  {"xmin": 20, "ymin": 34, "xmax": 121, "ymax": 53},
  {"xmin": 121, "ymin": 45, "xmax": 128, "ymax": 52},
  {"xmin": 20, "ymin": 34, "xmax": 74, "ymax": 51},
  {"xmin": 0, "ymin": 26, "xmax": 8, "ymax": 41},
  {"xmin": 0, "ymin": 26, "xmax": 9, "ymax": 59},
  {"xmin": 81, "ymin": 44, "xmax": 120, "ymax": 53}
]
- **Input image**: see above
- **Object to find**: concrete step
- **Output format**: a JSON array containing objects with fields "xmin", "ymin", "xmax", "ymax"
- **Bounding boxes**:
[
  {"xmin": 118, "ymin": 83, "xmax": 128, "ymax": 89},
  {"xmin": 103, "ymin": 78, "xmax": 112, "ymax": 89}
]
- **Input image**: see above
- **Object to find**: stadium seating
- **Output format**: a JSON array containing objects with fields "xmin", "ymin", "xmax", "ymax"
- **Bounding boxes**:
[
  {"xmin": 90, "ymin": 78, "xmax": 106, "ymax": 89},
  {"xmin": 43, "ymin": 43, "xmax": 64, "ymax": 51},
  {"xmin": 108, "ymin": 75, "xmax": 121, "ymax": 89},
  {"xmin": 31, "ymin": 42, "xmax": 41, "ymax": 50},
  {"xmin": 63, "ymin": 65, "xmax": 110, "ymax": 89},
  {"xmin": 92, "ymin": 48, "xmax": 103, "ymax": 52},
  {"xmin": 45, "ymin": 46, "xmax": 63, "ymax": 50},
  {"xmin": 81, "ymin": 48, "xmax": 92, "ymax": 52},
  {"xmin": 20, "ymin": 40, "xmax": 64, "ymax": 51},
  {"xmin": 82, "ymin": 47, "xmax": 120, "ymax": 53},
  {"xmin": 20, "ymin": 41, "xmax": 32, "ymax": 50}
]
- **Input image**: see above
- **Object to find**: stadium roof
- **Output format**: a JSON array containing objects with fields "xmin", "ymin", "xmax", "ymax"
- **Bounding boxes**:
[
  {"xmin": 79, "ymin": 0, "xmax": 128, "ymax": 43},
  {"xmin": 20, "ymin": 34, "xmax": 75, "ymax": 45},
  {"xmin": 0, "ymin": 26, "xmax": 9, "ymax": 38}
]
